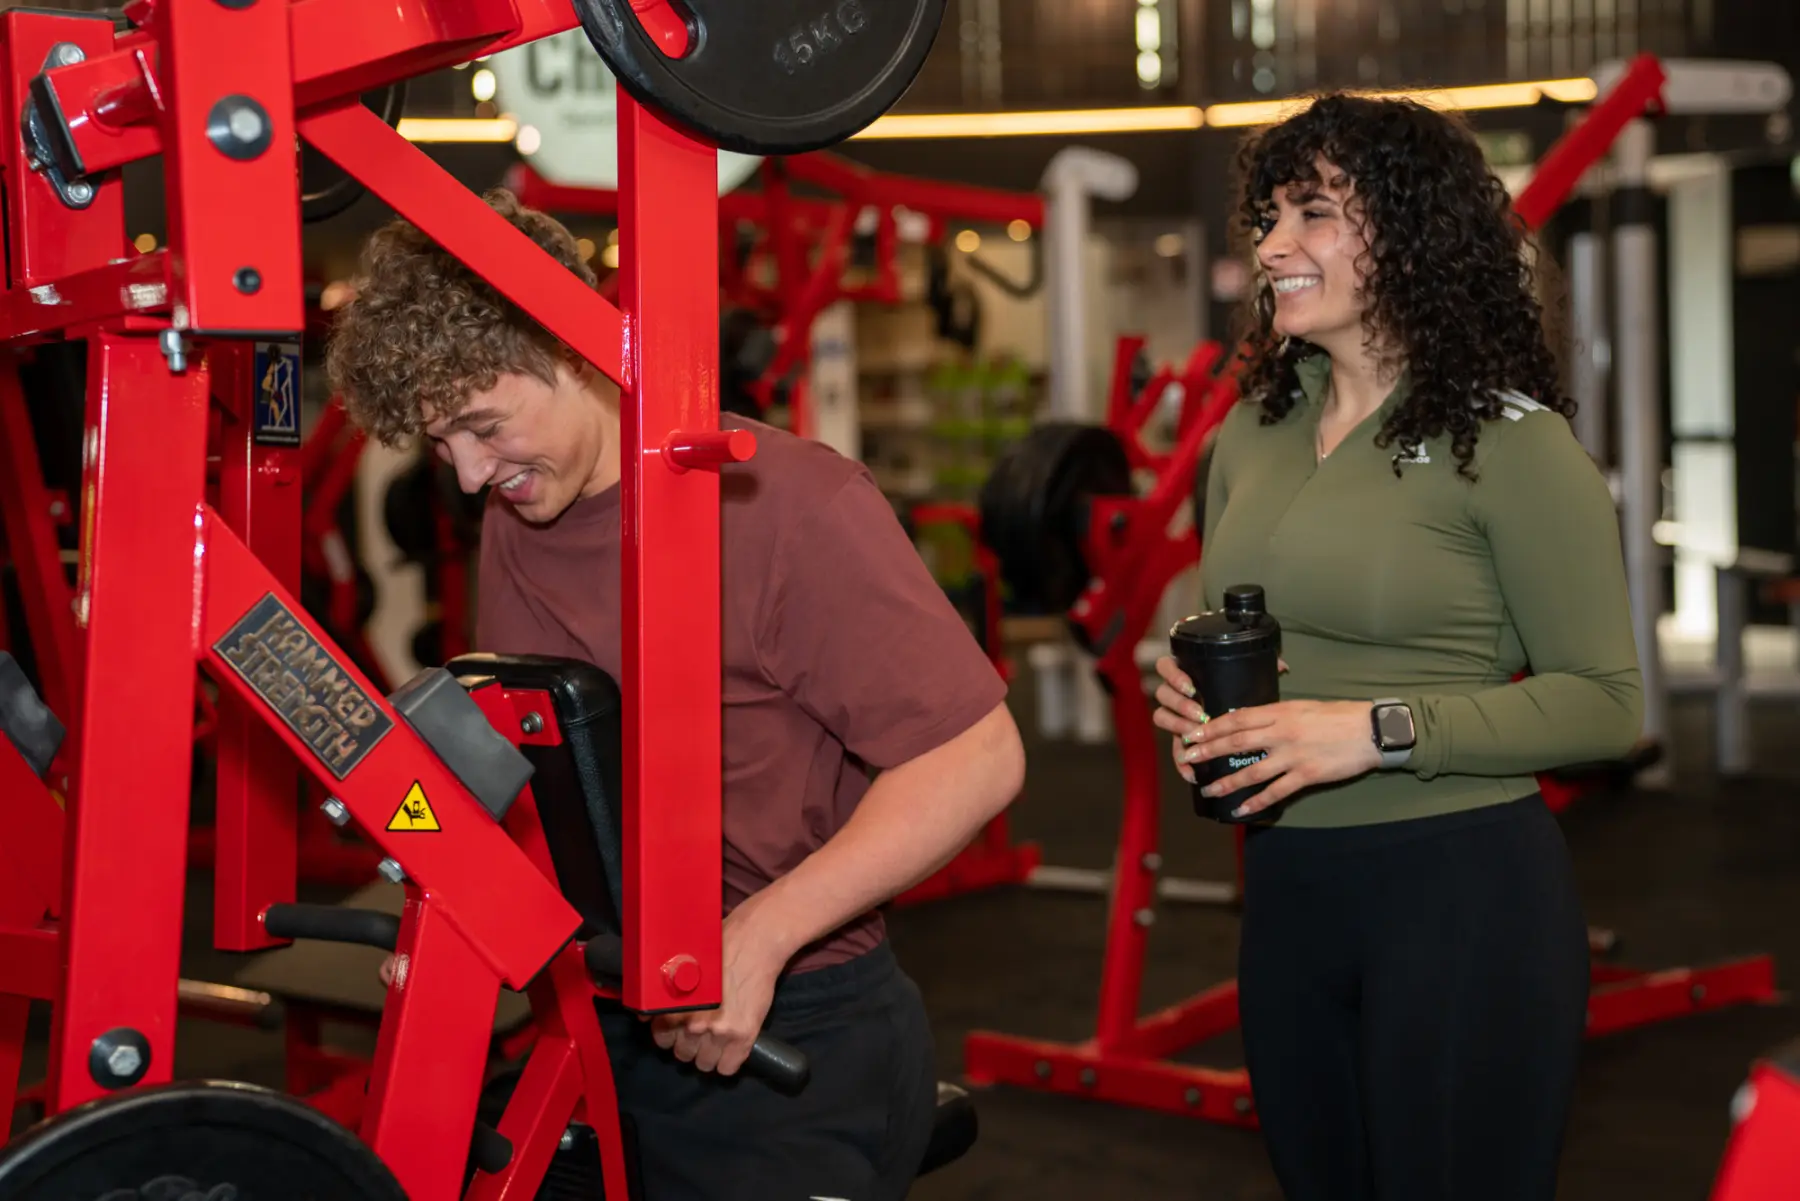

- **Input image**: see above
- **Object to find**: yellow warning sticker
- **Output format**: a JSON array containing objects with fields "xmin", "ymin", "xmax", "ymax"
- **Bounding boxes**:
[{"xmin": 387, "ymin": 781, "xmax": 442, "ymax": 833}]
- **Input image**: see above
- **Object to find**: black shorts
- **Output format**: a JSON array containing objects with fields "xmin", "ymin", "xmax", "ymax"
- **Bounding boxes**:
[{"xmin": 596, "ymin": 940, "xmax": 938, "ymax": 1201}]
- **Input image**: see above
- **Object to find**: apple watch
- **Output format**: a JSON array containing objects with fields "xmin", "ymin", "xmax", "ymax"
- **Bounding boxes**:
[{"xmin": 1370, "ymin": 698, "xmax": 1416, "ymax": 768}]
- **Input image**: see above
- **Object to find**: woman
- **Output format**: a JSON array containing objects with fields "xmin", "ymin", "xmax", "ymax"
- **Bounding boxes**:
[{"xmin": 1153, "ymin": 95, "xmax": 1643, "ymax": 1200}]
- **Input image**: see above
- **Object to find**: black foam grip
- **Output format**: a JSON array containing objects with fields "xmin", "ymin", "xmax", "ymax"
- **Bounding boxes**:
[
  {"xmin": 263, "ymin": 903, "xmax": 401, "ymax": 951},
  {"xmin": 583, "ymin": 935, "xmax": 811, "ymax": 1094},
  {"xmin": 470, "ymin": 1120, "xmax": 513, "ymax": 1176}
]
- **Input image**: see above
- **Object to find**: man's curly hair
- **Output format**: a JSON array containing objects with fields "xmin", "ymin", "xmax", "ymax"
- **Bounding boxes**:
[
  {"xmin": 325, "ymin": 188, "xmax": 597, "ymax": 447},
  {"xmin": 1231, "ymin": 93, "xmax": 1571, "ymax": 478}
]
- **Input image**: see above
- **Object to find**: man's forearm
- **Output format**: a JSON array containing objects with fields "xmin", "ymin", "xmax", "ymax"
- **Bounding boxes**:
[{"xmin": 745, "ymin": 702, "xmax": 1025, "ymax": 962}]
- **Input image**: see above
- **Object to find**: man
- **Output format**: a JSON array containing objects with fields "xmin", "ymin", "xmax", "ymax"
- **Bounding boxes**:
[{"xmin": 326, "ymin": 189, "xmax": 1026, "ymax": 1200}]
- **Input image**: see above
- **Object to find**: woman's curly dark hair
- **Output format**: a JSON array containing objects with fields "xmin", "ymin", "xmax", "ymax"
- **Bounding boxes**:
[{"xmin": 1231, "ymin": 93, "xmax": 1572, "ymax": 478}]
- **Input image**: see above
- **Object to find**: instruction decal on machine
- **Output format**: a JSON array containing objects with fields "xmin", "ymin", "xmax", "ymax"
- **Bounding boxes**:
[
  {"xmin": 253, "ymin": 341, "xmax": 302, "ymax": 447},
  {"xmin": 212, "ymin": 593, "xmax": 393, "ymax": 780},
  {"xmin": 388, "ymin": 782, "xmax": 441, "ymax": 833}
]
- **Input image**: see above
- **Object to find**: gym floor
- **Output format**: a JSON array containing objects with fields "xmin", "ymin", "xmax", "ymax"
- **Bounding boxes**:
[{"xmin": 11, "ymin": 681, "xmax": 1797, "ymax": 1200}]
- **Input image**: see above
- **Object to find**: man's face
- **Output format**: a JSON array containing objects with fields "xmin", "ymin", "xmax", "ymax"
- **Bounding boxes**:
[{"xmin": 422, "ymin": 361, "xmax": 618, "ymax": 525}]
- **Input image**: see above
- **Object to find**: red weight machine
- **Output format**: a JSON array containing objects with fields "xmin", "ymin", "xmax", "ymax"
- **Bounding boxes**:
[
  {"xmin": 0, "ymin": 2, "xmax": 982, "ymax": 1197},
  {"xmin": 0, "ymin": 337, "xmax": 384, "ymax": 891}
]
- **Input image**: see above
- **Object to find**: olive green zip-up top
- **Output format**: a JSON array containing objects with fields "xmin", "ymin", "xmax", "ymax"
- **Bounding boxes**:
[{"xmin": 1198, "ymin": 355, "xmax": 1644, "ymax": 828}]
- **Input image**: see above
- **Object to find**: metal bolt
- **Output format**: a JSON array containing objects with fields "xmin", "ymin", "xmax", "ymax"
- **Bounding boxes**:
[
  {"xmin": 1034, "ymin": 1060, "xmax": 1051, "ymax": 1080},
  {"xmin": 159, "ymin": 328, "xmax": 187, "ymax": 373},
  {"xmin": 521, "ymin": 712, "xmax": 544, "ymax": 735},
  {"xmin": 233, "ymin": 266, "xmax": 261, "ymax": 294},
  {"xmin": 206, "ymin": 95, "xmax": 273, "ymax": 161},
  {"xmin": 559, "ymin": 1126, "xmax": 576, "ymax": 1152},
  {"xmin": 64, "ymin": 179, "xmax": 94, "ymax": 205},
  {"xmin": 1078, "ymin": 1068, "xmax": 1097, "ymax": 1089},
  {"xmin": 1234, "ymin": 1095, "xmax": 1253, "ymax": 1116},
  {"xmin": 377, "ymin": 857, "xmax": 406, "ymax": 884},
  {"xmin": 106, "ymin": 1044, "xmax": 141, "ymax": 1079},
  {"xmin": 1690, "ymin": 983, "xmax": 1707, "ymax": 1004},
  {"xmin": 1183, "ymin": 1087, "xmax": 1201, "ymax": 1107},
  {"xmin": 48, "ymin": 499, "xmax": 66, "ymax": 519},
  {"xmin": 1731, "ymin": 1081, "xmax": 1757, "ymax": 1125},
  {"xmin": 1140, "ymin": 853, "xmax": 1162, "ymax": 872},
  {"xmin": 1133, "ymin": 907, "xmax": 1155, "ymax": 927},
  {"xmin": 51, "ymin": 43, "xmax": 85, "ymax": 67},
  {"xmin": 320, "ymin": 797, "xmax": 349, "ymax": 827},
  {"xmin": 88, "ymin": 1027, "xmax": 150, "ymax": 1089}
]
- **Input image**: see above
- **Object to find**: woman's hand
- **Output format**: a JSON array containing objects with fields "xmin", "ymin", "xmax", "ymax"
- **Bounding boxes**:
[
  {"xmin": 1151, "ymin": 655, "xmax": 1289, "ymax": 784},
  {"xmin": 1180, "ymin": 699, "xmax": 1380, "ymax": 817},
  {"xmin": 1152, "ymin": 656, "xmax": 1210, "ymax": 784}
]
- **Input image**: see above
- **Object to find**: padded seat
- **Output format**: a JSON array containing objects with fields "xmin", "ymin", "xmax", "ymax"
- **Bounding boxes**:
[{"xmin": 448, "ymin": 654, "xmax": 978, "ymax": 1178}]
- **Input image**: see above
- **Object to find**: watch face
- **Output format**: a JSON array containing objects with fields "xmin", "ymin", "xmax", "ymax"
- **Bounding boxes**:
[{"xmin": 1377, "ymin": 706, "xmax": 1415, "ymax": 748}]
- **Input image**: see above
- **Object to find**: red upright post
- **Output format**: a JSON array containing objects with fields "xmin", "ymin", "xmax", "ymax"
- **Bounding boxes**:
[
  {"xmin": 210, "ymin": 342, "xmax": 303, "ymax": 950},
  {"xmin": 617, "ymin": 89, "xmax": 727, "ymax": 1014},
  {"xmin": 48, "ymin": 334, "xmax": 209, "ymax": 1111},
  {"xmin": 149, "ymin": 0, "xmax": 303, "ymax": 336}
]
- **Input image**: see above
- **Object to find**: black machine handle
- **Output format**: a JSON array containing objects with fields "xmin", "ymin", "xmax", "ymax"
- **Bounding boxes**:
[
  {"xmin": 582, "ymin": 935, "xmax": 811, "ymax": 1094},
  {"xmin": 262, "ymin": 904, "xmax": 401, "ymax": 951},
  {"xmin": 469, "ymin": 1121, "xmax": 513, "ymax": 1177}
]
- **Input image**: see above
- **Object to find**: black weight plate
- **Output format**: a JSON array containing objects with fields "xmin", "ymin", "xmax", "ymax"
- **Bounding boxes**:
[
  {"xmin": 383, "ymin": 457, "xmax": 438, "ymax": 564},
  {"xmin": 978, "ymin": 423, "xmax": 1133, "ymax": 615},
  {"xmin": 574, "ymin": 0, "xmax": 947, "ymax": 157},
  {"xmin": 0, "ymin": 1079, "xmax": 408, "ymax": 1200},
  {"xmin": 301, "ymin": 82, "xmax": 406, "ymax": 224}
]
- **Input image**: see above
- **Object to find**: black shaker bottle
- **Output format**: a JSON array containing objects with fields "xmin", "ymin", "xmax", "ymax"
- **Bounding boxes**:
[{"xmin": 1168, "ymin": 584, "xmax": 1283, "ymax": 822}]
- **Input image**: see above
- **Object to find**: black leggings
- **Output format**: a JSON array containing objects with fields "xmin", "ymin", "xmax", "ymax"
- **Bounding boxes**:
[{"xmin": 1239, "ymin": 795, "xmax": 1590, "ymax": 1201}]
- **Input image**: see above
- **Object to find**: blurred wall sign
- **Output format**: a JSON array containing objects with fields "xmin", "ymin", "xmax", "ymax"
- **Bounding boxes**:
[{"xmin": 488, "ymin": 29, "xmax": 762, "ymax": 195}]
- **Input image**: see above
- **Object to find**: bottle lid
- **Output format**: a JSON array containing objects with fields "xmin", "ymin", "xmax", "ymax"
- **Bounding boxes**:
[
  {"xmin": 1169, "ymin": 583, "xmax": 1280, "ymax": 651},
  {"xmin": 1223, "ymin": 585, "xmax": 1265, "ymax": 617}
]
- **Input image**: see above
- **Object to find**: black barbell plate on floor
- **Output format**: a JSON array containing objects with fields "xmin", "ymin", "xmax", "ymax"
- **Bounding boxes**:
[
  {"xmin": 573, "ymin": 0, "xmax": 948, "ymax": 156},
  {"xmin": 0, "ymin": 1079, "xmax": 408, "ymax": 1200},
  {"xmin": 978, "ymin": 423, "xmax": 1134, "ymax": 615}
]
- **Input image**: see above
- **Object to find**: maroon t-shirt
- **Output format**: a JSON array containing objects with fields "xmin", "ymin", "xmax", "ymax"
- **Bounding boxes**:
[{"xmin": 475, "ymin": 415, "xmax": 1008, "ymax": 973}]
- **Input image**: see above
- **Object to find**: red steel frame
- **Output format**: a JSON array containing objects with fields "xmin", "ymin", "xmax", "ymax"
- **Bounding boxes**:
[
  {"xmin": 508, "ymin": 153, "xmax": 1046, "ymax": 440},
  {"xmin": 1709, "ymin": 1053, "xmax": 1800, "ymax": 1201},
  {"xmin": 964, "ymin": 54, "xmax": 1778, "ymax": 1125},
  {"xmin": 0, "ymin": 303, "xmax": 381, "ymax": 892},
  {"xmin": 0, "ymin": 2, "xmax": 742, "ymax": 1196}
]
